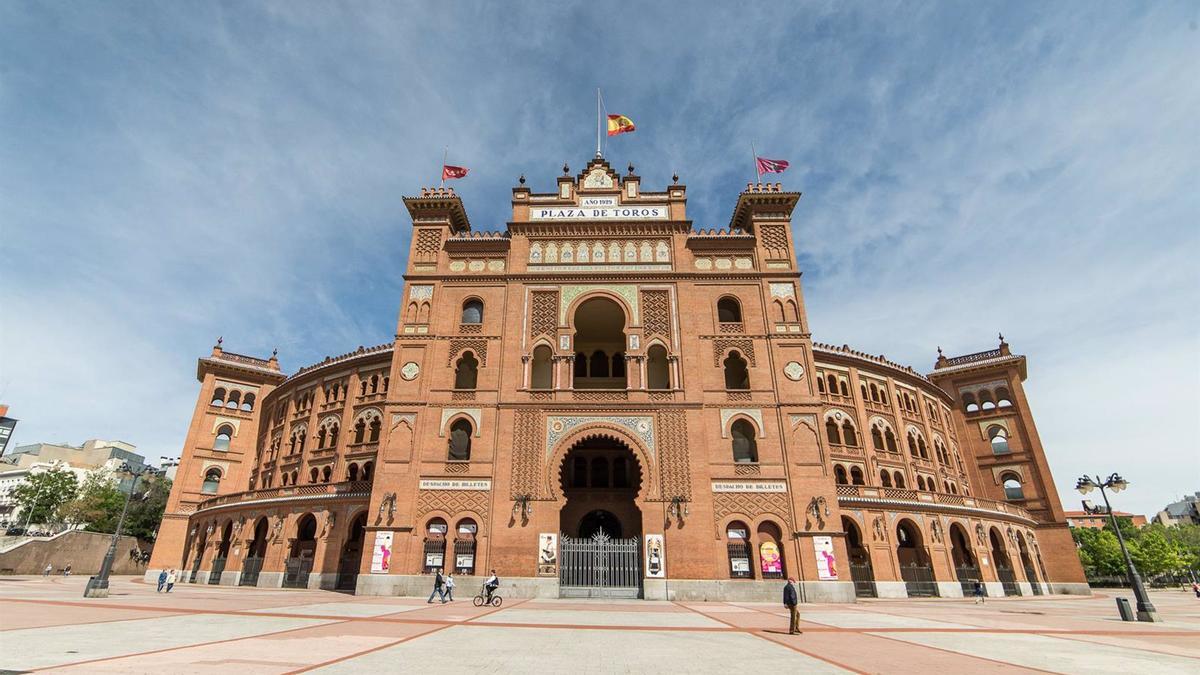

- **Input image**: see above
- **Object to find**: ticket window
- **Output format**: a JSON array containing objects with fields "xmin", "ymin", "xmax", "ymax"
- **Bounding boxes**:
[
  {"xmin": 423, "ymin": 519, "xmax": 448, "ymax": 574},
  {"xmin": 454, "ymin": 519, "xmax": 477, "ymax": 575},
  {"xmin": 727, "ymin": 524, "xmax": 752, "ymax": 579}
]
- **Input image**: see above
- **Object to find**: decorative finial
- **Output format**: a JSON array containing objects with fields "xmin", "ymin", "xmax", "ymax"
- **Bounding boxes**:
[
  {"xmin": 216, "ymin": 336, "xmax": 223, "ymax": 346},
  {"xmin": 518, "ymin": 174, "xmax": 526, "ymax": 185},
  {"xmin": 937, "ymin": 346, "xmax": 943, "ymax": 356},
  {"xmin": 562, "ymin": 163, "xmax": 569, "ymax": 175},
  {"xmin": 627, "ymin": 162, "xmax": 634, "ymax": 175},
  {"xmin": 672, "ymin": 172, "xmax": 679, "ymax": 184},
  {"xmin": 272, "ymin": 347, "xmax": 278, "ymax": 358},
  {"xmin": 998, "ymin": 332, "xmax": 1005, "ymax": 343}
]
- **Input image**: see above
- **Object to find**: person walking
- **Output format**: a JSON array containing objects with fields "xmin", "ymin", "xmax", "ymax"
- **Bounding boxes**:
[
  {"xmin": 43, "ymin": 563, "xmax": 53, "ymax": 578},
  {"xmin": 1192, "ymin": 581, "xmax": 1199, "ymax": 598},
  {"xmin": 444, "ymin": 573, "xmax": 456, "ymax": 602},
  {"xmin": 973, "ymin": 580, "xmax": 986, "ymax": 604},
  {"xmin": 783, "ymin": 577, "xmax": 801, "ymax": 635},
  {"xmin": 165, "ymin": 568, "xmax": 177, "ymax": 592},
  {"xmin": 427, "ymin": 569, "xmax": 446, "ymax": 603},
  {"xmin": 157, "ymin": 569, "xmax": 168, "ymax": 593},
  {"xmin": 63, "ymin": 563, "xmax": 72, "ymax": 577}
]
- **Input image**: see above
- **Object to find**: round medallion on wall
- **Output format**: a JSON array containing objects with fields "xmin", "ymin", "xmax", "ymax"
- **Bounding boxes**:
[
  {"xmin": 784, "ymin": 361, "xmax": 804, "ymax": 381},
  {"xmin": 400, "ymin": 362, "xmax": 420, "ymax": 381}
]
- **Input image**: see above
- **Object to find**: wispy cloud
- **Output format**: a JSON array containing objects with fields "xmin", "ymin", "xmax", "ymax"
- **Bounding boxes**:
[{"xmin": 1, "ymin": 2, "xmax": 1196, "ymax": 515}]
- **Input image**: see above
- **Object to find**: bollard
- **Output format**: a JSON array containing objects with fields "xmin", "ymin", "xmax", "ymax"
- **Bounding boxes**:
[{"xmin": 1115, "ymin": 597, "xmax": 1135, "ymax": 622}]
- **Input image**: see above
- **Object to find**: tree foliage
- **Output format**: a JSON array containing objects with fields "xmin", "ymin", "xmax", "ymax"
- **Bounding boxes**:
[
  {"xmin": 1072, "ymin": 519, "xmax": 1199, "ymax": 580},
  {"xmin": 10, "ymin": 468, "xmax": 78, "ymax": 527},
  {"xmin": 61, "ymin": 471, "xmax": 171, "ymax": 541}
]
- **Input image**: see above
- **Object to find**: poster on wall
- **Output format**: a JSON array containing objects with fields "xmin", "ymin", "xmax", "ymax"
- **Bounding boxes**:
[
  {"xmin": 759, "ymin": 541, "xmax": 782, "ymax": 575},
  {"xmin": 645, "ymin": 534, "xmax": 665, "ymax": 578},
  {"xmin": 813, "ymin": 535, "xmax": 839, "ymax": 580},
  {"xmin": 537, "ymin": 533, "xmax": 558, "ymax": 576},
  {"xmin": 371, "ymin": 531, "xmax": 393, "ymax": 574},
  {"xmin": 731, "ymin": 557, "xmax": 750, "ymax": 575}
]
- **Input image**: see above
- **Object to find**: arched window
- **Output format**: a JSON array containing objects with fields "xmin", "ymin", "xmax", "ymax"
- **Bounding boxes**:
[
  {"xmin": 885, "ymin": 428, "xmax": 898, "ymax": 453},
  {"xmin": 572, "ymin": 456, "xmax": 587, "ymax": 488},
  {"xmin": 531, "ymin": 345, "xmax": 553, "ymax": 389},
  {"xmin": 368, "ymin": 417, "xmax": 380, "ymax": 443},
  {"xmin": 880, "ymin": 470, "xmax": 893, "ymax": 488},
  {"xmin": 825, "ymin": 418, "xmax": 841, "ymax": 445},
  {"xmin": 1002, "ymin": 474, "xmax": 1024, "ymax": 500},
  {"xmin": 834, "ymin": 465, "xmax": 848, "ymax": 485},
  {"xmin": 347, "ymin": 463, "xmax": 360, "ymax": 481},
  {"xmin": 988, "ymin": 426, "xmax": 1010, "ymax": 454},
  {"xmin": 214, "ymin": 425, "xmax": 233, "ymax": 452},
  {"xmin": 839, "ymin": 379, "xmax": 849, "ymax": 397},
  {"xmin": 354, "ymin": 419, "xmax": 366, "ymax": 444},
  {"xmin": 894, "ymin": 472, "xmax": 906, "ymax": 489},
  {"xmin": 842, "ymin": 421, "xmax": 857, "ymax": 446},
  {"xmin": 316, "ymin": 427, "xmax": 327, "ymax": 449},
  {"xmin": 869, "ymin": 383, "xmax": 880, "ymax": 402},
  {"xmin": 362, "ymin": 461, "xmax": 373, "ymax": 481},
  {"xmin": 310, "ymin": 467, "xmax": 319, "ymax": 483},
  {"xmin": 589, "ymin": 350, "xmax": 610, "ymax": 378},
  {"xmin": 448, "ymin": 419, "xmax": 472, "ymax": 461},
  {"xmin": 370, "ymin": 374, "xmax": 379, "ymax": 394},
  {"xmin": 723, "ymin": 351, "xmax": 750, "ymax": 390},
  {"xmin": 871, "ymin": 426, "xmax": 885, "ymax": 451},
  {"xmin": 211, "ymin": 388, "xmax": 226, "ymax": 406},
  {"xmin": 980, "ymin": 390, "xmax": 996, "ymax": 410},
  {"xmin": 611, "ymin": 352, "xmax": 625, "ymax": 377},
  {"xmin": 321, "ymin": 466, "xmax": 332, "ymax": 483},
  {"xmin": 717, "ymin": 297, "xmax": 742, "ymax": 323},
  {"xmin": 201, "ymin": 468, "xmax": 221, "ymax": 494},
  {"xmin": 996, "ymin": 387, "xmax": 1013, "ymax": 407},
  {"xmin": 860, "ymin": 383, "xmax": 869, "ymax": 400},
  {"xmin": 917, "ymin": 437, "xmax": 928, "ymax": 459},
  {"xmin": 817, "ymin": 376, "xmax": 826, "ymax": 393},
  {"xmin": 224, "ymin": 390, "xmax": 239, "ymax": 409},
  {"xmin": 590, "ymin": 457, "xmax": 609, "ymax": 488},
  {"xmin": 646, "ymin": 345, "xmax": 670, "ymax": 390},
  {"xmin": 242, "ymin": 393, "xmax": 255, "ymax": 412},
  {"xmin": 574, "ymin": 352, "xmax": 588, "ymax": 378},
  {"xmin": 917, "ymin": 475, "xmax": 927, "ymax": 491},
  {"xmin": 850, "ymin": 466, "xmax": 865, "ymax": 485},
  {"xmin": 826, "ymin": 374, "xmax": 837, "ymax": 394},
  {"xmin": 455, "ymin": 352, "xmax": 479, "ymax": 389},
  {"xmin": 907, "ymin": 433, "xmax": 918, "ymax": 456},
  {"xmin": 461, "ymin": 299, "xmax": 483, "ymax": 324},
  {"xmin": 731, "ymin": 419, "xmax": 758, "ymax": 463}
]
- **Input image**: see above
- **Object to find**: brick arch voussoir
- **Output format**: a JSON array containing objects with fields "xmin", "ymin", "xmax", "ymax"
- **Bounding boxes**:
[{"xmin": 545, "ymin": 423, "xmax": 656, "ymax": 501}]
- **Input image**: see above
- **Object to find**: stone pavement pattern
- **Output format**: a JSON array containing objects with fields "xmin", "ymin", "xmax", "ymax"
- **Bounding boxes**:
[{"xmin": 0, "ymin": 577, "xmax": 1197, "ymax": 674}]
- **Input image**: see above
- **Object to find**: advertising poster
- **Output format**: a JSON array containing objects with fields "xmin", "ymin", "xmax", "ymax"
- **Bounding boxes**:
[
  {"xmin": 759, "ymin": 541, "xmax": 782, "ymax": 575},
  {"xmin": 645, "ymin": 534, "xmax": 665, "ymax": 578},
  {"xmin": 537, "ymin": 533, "xmax": 558, "ymax": 576},
  {"xmin": 371, "ymin": 531, "xmax": 393, "ymax": 573},
  {"xmin": 813, "ymin": 535, "xmax": 839, "ymax": 580}
]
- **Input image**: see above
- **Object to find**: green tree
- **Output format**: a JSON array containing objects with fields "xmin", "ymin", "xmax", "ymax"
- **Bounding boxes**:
[
  {"xmin": 1072, "ymin": 527, "xmax": 1126, "ymax": 577},
  {"xmin": 124, "ymin": 475, "xmax": 171, "ymax": 541},
  {"xmin": 61, "ymin": 471, "xmax": 125, "ymax": 532},
  {"xmin": 10, "ymin": 467, "xmax": 78, "ymax": 528}
]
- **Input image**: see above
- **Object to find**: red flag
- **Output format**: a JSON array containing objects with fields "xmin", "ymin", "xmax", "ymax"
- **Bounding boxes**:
[
  {"xmin": 442, "ymin": 164, "xmax": 469, "ymax": 180},
  {"xmin": 755, "ymin": 157, "xmax": 789, "ymax": 176}
]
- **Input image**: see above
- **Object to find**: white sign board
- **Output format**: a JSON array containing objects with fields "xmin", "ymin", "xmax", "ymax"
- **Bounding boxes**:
[
  {"xmin": 538, "ymin": 533, "xmax": 558, "ymax": 576},
  {"xmin": 530, "ymin": 205, "xmax": 669, "ymax": 221},
  {"xmin": 813, "ymin": 535, "xmax": 839, "ymax": 581},
  {"xmin": 419, "ymin": 479, "xmax": 492, "ymax": 491},
  {"xmin": 711, "ymin": 481, "xmax": 788, "ymax": 493},
  {"xmin": 371, "ymin": 531, "xmax": 393, "ymax": 574},
  {"xmin": 645, "ymin": 534, "xmax": 665, "ymax": 578}
]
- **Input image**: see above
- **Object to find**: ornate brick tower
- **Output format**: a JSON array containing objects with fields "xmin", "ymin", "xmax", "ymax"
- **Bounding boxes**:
[
  {"xmin": 930, "ymin": 336, "xmax": 1088, "ymax": 593},
  {"xmin": 149, "ymin": 340, "xmax": 284, "ymax": 579}
]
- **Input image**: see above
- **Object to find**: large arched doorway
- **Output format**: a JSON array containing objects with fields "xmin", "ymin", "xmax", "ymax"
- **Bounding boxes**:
[
  {"xmin": 896, "ymin": 520, "xmax": 938, "ymax": 597},
  {"xmin": 990, "ymin": 528, "xmax": 1020, "ymax": 596},
  {"xmin": 284, "ymin": 514, "xmax": 318, "ymax": 589},
  {"xmin": 187, "ymin": 526, "xmax": 207, "ymax": 583},
  {"xmin": 843, "ymin": 516, "xmax": 876, "ymax": 598},
  {"xmin": 210, "ymin": 521, "xmax": 233, "ymax": 585},
  {"xmin": 558, "ymin": 434, "xmax": 644, "ymax": 598},
  {"xmin": 572, "ymin": 297, "xmax": 628, "ymax": 389},
  {"xmin": 336, "ymin": 512, "xmax": 367, "ymax": 591},
  {"xmin": 240, "ymin": 517, "xmax": 269, "ymax": 586},
  {"xmin": 1017, "ymin": 532, "xmax": 1043, "ymax": 595},
  {"xmin": 950, "ymin": 523, "xmax": 981, "ymax": 596}
]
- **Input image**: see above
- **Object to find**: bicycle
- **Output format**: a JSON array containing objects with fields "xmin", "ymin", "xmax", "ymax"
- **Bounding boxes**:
[{"xmin": 473, "ymin": 584, "xmax": 502, "ymax": 607}]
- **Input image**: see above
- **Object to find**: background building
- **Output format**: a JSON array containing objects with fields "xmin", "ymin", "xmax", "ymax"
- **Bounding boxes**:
[
  {"xmin": 0, "ymin": 439, "xmax": 148, "ymax": 527},
  {"xmin": 149, "ymin": 157, "xmax": 1087, "ymax": 601},
  {"xmin": 1154, "ymin": 492, "xmax": 1200, "ymax": 527},
  {"xmin": 1064, "ymin": 500, "xmax": 1147, "ymax": 529}
]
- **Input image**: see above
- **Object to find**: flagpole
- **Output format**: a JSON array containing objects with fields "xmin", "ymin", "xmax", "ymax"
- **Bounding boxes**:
[
  {"xmin": 441, "ymin": 147, "xmax": 448, "ymax": 187},
  {"xmin": 750, "ymin": 142, "xmax": 759, "ymax": 186},
  {"xmin": 596, "ymin": 88, "xmax": 602, "ymax": 159}
]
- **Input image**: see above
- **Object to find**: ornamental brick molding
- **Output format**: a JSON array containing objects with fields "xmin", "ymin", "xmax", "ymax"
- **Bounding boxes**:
[
  {"xmin": 416, "ymin": 489, "xmax": 490, "ymax": 527},
  {"xmin": 712, "ymin": 338, "xmax": 756, "ymax": 367},
  {"xmin": 511, "ymin": 409, "xmax": 544, "ymax": 499},
  {"xmin": 759, "ymin": 224, "xmax": 789, "ymax": 256},
  {"xmin": 448, "ymin": 338, "xmax": 488, "ymax": 366},
  {"xmin": 657, "ymin": 409, "xmax": 691, "ymax": 502},
  {"xmin": 415, "ymin": 228, "xmax": 442, "ymax": 256},
  {"xmin": 712, "ymin": 491, "xmax": 791, "ymax": 532},
  {"xmin": 530, "ymin": 291, "xmax": 559, "ymax": 339},
  {"xmin": 641, "ymin": 290, "xmax": 671, "ymax": 341}
]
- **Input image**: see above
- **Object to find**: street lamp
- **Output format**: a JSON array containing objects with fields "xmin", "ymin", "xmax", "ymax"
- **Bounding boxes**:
[
  {"xmin": 84, "ymin": 463, "xmax": 156, "ymax": 599},
  {"xmin": 1075, "ymin": 472, "xmax": 1160, "ymax": 622}
]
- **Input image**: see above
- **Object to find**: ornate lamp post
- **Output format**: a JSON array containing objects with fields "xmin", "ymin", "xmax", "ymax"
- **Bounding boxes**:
[
  {"xmin": 1075, "ymin": 473, "xmax": 1160, "ymax": 622},
  {"xmin": 84, "ymin": 463, "xmax": 155, "ymax": 598}
]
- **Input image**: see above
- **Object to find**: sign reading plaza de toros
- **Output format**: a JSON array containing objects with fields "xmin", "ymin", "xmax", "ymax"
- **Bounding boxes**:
[{"xmin": 531, "ymin": 196, "xmax": 668, "ymax": 221}]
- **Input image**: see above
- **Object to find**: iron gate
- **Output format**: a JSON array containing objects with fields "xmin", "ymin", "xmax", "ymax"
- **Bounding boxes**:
[
  {"xmin": 240, "ymin": 557, "xmax": 263, "ymax": 587},
  {"xmin": 955, "ymin": 565, "xmax": 983, "ymax": 597},
  {"xmin": 559, "ymin": 531, "xmax": 641, "ymax": 599},
  {"xmin": 283, "ymin": 557, "xmax": 313, "ymax": 589},
  {"xmin": 997, "ymin": 566, "xmax": 1021, "ymax": 596},
  {"xmin": 849, "ymin": 563, "xmax": 877, "ymax": 598},
  {"xmin": 900, "ymin": 563, "xmax": 939, "ymax": 597},
  {"xmin": 208, "ymin": 557, "xmax": 226, "ymax": 585},
  {"xmin": 1022, "ymin": 563, "xmax": 1043, "ymax": 595}
]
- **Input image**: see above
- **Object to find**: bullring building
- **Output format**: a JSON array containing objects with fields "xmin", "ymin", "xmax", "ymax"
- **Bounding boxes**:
[{"xmin": 149, "ymin": 156, "xmax": 1088, "ymax": 601}]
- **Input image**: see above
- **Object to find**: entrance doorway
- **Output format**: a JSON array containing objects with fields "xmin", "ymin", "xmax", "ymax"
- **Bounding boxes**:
[
  {"xmin": 579, "ymin": 510, "xmax": 622, "ymax": 539},
  {"xmin": 336, "ymin": 512, "xmax": 367, "ymax": 591}
]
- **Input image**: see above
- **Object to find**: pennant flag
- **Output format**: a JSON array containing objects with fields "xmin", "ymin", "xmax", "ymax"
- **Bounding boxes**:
[
  {"xmin": 442, "ymin": 164, "xmax": 469, "ymax": 180},
  {"xmin": 606, "ymin": 114, "xmax": 636, "ymax": 136},
  {"xmin": 755, "ymin": 157, "xmax": 789, "ymax": 176}
]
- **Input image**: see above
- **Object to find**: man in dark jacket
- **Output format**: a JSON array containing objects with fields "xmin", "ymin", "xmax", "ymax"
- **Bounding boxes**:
[
  {"xmin": 427, "ymin": 569, "xmax": 447, "ymax": 603},
  {"xmin": 783, "ymin": 577, "xmax": 800, "ymax": 634}
]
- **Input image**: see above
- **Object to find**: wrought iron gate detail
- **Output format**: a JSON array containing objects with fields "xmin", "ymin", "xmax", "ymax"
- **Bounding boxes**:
[{"xmin": 559, "ymin": 531, "xmax": 641, "ymax": 599}]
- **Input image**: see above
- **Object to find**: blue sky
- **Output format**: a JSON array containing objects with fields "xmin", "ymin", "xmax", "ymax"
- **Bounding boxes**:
[{"xmin": 2, "ymin": 2, "xmax": 1197, "ymax": 517}]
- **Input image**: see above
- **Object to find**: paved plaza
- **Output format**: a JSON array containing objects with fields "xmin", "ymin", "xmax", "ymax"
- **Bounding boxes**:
[{"xmin": 0, "ymin": 577, "xmax": 1197, "ymax": 673}]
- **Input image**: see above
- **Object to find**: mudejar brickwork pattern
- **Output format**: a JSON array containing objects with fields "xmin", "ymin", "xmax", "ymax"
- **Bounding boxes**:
[{"xmin": 148, "ymin": 157, "xmax": 1088, "ymax": 601}]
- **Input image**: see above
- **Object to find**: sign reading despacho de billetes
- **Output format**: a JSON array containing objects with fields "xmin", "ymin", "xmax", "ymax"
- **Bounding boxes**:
[
  {"xmin": 530, "ymin": 204, "xmax": 668, "ymax": 221},
  {"xmin": 711, "ymin": 481, "xmax": 787, "ymax": 493},
  {"xmin": 418, "ymin": 479, "xmax": 492, "ymax": 491}
]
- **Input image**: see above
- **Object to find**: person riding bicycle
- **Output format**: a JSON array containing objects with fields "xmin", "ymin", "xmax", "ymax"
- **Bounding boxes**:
[{"xmin": 484, "ymin": 569, "xmax": 500, "ymax": 603}]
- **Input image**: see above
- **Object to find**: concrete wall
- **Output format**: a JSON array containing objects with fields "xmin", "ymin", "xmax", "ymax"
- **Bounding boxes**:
[{"xmin": 0, "ymin": 530, "xmax": 147, "ymax": 575}]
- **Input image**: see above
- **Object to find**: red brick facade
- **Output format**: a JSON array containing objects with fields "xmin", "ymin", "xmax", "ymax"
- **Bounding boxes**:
[{"xmin": 149, "ymin": 158, "xmax": 1087, "ymax": 600}]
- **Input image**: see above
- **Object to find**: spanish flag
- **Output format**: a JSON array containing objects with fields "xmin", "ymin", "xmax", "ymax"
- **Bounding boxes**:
[{"xmin": 607, "ymin": 114, "xmax": 636, "ymax": 136}]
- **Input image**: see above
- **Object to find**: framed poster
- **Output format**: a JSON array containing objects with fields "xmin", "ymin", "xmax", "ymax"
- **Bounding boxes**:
[
  {"xmin": 759, "ymin": 541, "xmax": 782, "ymax": 575},
  {"xmin": 371, "ymin": 531, "xmax": 393, "ymax": 573},
  {"xmin": 537, "ymin": 533, "xmax": 558, "ymax": 576},
  {"xmin": 813, "ymin": 535, "xmax": 839, "ymax": 580},
  {"xmin": 645, "ymin": 534, "xmax": 665, "ymax": 578},
  {"xmin": 731, "ymin": 557, "xmax": 750, "ymax": 574}
]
